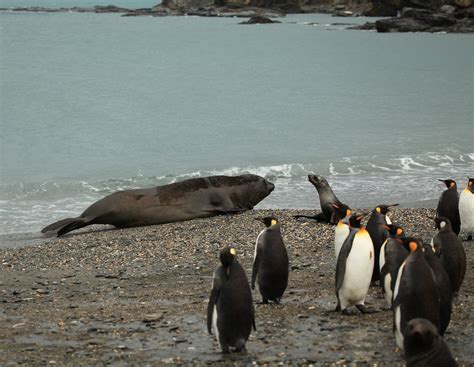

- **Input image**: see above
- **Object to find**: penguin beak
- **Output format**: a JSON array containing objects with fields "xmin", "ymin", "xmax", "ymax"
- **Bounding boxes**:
[{"xmin": 389, "ymin": 204, "xmax": 399, "ymax": 209}]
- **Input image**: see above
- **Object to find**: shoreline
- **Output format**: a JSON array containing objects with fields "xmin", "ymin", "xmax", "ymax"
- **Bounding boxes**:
[
  {"xmin": 1, "ymin": 208, "xmax": 472, "ymax": 365},
  {"xmin": 0, "ymin": 198, "xmax": 438, "ymax": 250}
]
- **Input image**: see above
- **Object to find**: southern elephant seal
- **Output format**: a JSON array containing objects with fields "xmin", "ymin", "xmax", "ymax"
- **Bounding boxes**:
[
  {"xmin": 294, "ymin": 175, "xmax": 350, "ymax": 224},
  {"xmin": 41, "ymin": 174, "xmax": 274, "ymax": 237}
]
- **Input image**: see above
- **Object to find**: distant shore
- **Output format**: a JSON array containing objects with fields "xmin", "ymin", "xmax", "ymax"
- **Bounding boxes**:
[{"xmin": 1, "ymin": 208, "xmax": 472, "ymax": 365}]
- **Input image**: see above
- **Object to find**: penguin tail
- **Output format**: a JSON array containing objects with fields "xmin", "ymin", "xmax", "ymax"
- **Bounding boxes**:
[{"xmin": 41, "ymin": 217, "xmax": 88, "ymax": 237}]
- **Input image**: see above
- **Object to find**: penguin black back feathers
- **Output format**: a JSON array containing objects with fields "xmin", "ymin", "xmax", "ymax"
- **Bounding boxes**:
[
  {"xmin": 367, "ymin": 204, "xmax": 399, "ymax": 284},
  {"xmin": 207, "ymin": 246, "xmax": 255, "ymax": 353},
  {"xmin": 432, "ymin": 217, "xmax": 466, "ymax": 295},
  {"xmin": 393, "ymin": 239, "xmax": 441, "ymax": 350},
  {"xmin": 436, "ymin": 179, "xmax": 461, "ymax": 235},
  {"xmin": 252, "ymin": 216, "xmax": 289, "ymax": 304}
]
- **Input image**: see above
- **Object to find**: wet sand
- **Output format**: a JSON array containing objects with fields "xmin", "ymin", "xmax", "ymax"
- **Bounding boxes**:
[{"xmin": 1, "ymin": 208, "xmax": 473, "ymax": 365}]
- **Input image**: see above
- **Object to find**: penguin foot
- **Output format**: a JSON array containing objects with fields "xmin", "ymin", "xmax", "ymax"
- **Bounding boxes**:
[
  {"xmin": 221, "ymin": 346, "xmax": 230, "ymax": 354},
  {"xmin": 257, "ymin": 299, "xmax": 269, "ymax": 304},
  {"xmin": 356, "ymin": 304, "xmax": 378, "ymax": 314},
  {"xmin": 341, "ymin": 308, "xmax": 358, "ymax": 316}
]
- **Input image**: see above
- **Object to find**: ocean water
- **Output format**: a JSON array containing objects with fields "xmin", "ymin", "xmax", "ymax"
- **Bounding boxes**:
[{"xmin": 0, "ymin": 9, "xmax": 473, "ymax": 236}]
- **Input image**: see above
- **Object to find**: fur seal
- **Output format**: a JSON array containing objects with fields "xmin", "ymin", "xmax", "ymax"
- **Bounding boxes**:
[
  {"xmin": 404, "ymin": 318, "xmax": 457, "ymax": 367},
  {"xmin": 41, "ymin": 174, "xmax": 274, "ymax": 236},
  {"xmin": 294, "ymin": 175, "xmax": 350, "ymax": 224}
]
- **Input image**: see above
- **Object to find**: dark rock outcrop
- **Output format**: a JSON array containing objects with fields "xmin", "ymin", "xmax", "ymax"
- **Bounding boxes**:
[
  {"xmin": 239, "ymin": 15, "xmax": 281, "ymax": 23},
  {"xmin": 364, "ymin": 6, "xmax": 474, "ymax": 32}
]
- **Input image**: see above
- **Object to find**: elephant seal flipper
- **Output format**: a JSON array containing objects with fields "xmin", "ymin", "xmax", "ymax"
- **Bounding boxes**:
[
  {"xmin": 293, "ymin": 212, "xmax": 327, "ymax": 222},
  {"xmin": 41, "ymin": 217, "xmax": 89, "ymax": 237}
]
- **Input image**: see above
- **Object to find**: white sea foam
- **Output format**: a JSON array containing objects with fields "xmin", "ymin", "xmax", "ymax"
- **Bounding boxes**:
[{"xmin": 1, "ymin": 152, "xmax": 473, "ymax": 235}]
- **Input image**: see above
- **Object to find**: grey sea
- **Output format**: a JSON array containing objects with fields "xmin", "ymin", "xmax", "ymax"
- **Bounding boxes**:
[{"xmin": 0, "ymin": 2, "xmax": 473, "ymax": 236}]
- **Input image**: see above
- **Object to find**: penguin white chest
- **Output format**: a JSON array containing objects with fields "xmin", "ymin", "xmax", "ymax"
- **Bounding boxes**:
[
  {"xmin": 335, "ymin": 222, "xmax": 350, "ymax": 259},
  {"xmin": 340, "ymin": 231, "xmax": 374, "ymax": 306},
  {"xmin": 459, "ymin": 189, "xmax": 474, "ymax": 235}
]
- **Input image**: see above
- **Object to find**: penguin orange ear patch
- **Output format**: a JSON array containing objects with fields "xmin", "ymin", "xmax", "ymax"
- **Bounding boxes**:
[
  {"xmin": 450, "ymin": 182, "xmax": 455, "ymax": 188},
  {"xmin": 409, "ymin": 242, "xmax": 417, "ymax": 252},
  {"xmin": 230, "ymin": 248, "xmax": 236, "ymax": 256},
  {"xmin": 376, "ymin": 207, "xmax": 381, "ymax": 213},
  {"xmin": 346, "ymin": 209, "xmax": 351, "ymax": 217},
  {"xmin": 271, "ymin": 219, "xmax": 277, "ymax": 226},
  {"xmin": 397, "ymin": 228, "xmax": 404, "ymax": 235}
]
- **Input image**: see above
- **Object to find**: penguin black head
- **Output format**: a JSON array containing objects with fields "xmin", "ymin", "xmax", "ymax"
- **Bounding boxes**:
[
  {"xmin": 386, "ymin": 224, "xmax": 404, "ymax": 238},
  {"xmin": 374, "ymin": 204, "xmax": 399, "ymax": 215},
  {"xmin": 466, "ymin": 177, "xmax": 474, "ymax": 191},
  {"xmin": 256, "ymin": 216, "xmax": 278, "ymax": 227},
  {"xmin": 348, "ymin": 214, "xmax": 365, "ymax": 229},
  {"xmin": 434, "ymin": 216, "xmax": 452, "ymax": 231},
  {"xmin": 220, "ymin": 246, "xmax": 237, "ymax": 269},
  {"xmin": 407, "ymin": 238, "xmax": 424, "ymax": 253},
  {"xmin": 438, "ymin": 179, "xmax": 456, "ymax": 189}
]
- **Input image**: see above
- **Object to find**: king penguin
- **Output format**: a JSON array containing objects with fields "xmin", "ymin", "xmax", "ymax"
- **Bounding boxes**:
[
  {"xmin": 422, "ymin": 242, "xmax": 452, "ymax": 335},
  {"xmin": 333, "ymin": 204, "xmax": 352, "ymax": 260},
  {"xmin": 207, "ymin": 246, "xmax": 256, "ymax": 353},
  {"xmin": 432, "ymin": 217, "xmax": 466, "ymax": 296},
  {"xmin": 366, "ymin": 204, "xmax": 399, "ymax": 284},
  {"xmin": 436, "ymin": 179, "xmax": 461, "ymax": 235},
  {"xmin": 459, "ymin": 177, "xmax": 474, "ymax": 240},
  {"xmin": 393, "ymin": 239, "xmax": 440, "ymax": 350},
  {"xmin": 379, "ymin": 225, "xmax": 407, "ymax": 307},
  {"xmin": 404, "ymin": 318, "xmax": 457, "ymax": 367},
  {"xmin": 335, "ymin": 214, "xmax": 375, "ymax": 314},
  {"xmin": 252, "ymin": 216, "xmax": 289, "ymax": 304}
]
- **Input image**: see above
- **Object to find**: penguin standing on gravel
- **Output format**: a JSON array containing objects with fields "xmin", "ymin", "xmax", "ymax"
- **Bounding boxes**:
[
  {"xmin": 335, "ymin": 214, "xmax": 375, "ymax": 314},
  {"xmin": 432, "ymin": 217, "xmax": 466, "ymax": 296},
  {"xmin": 333, "ymin": 204, "xmax": 352, "ymax": 260},
  {"xmin": 252, "ymin": 216, "xmax": 289, "ymax": 304},
  {"xmin": 207, "ymin": 246, "xmax": 256, "ymax": 353},
  {"xmin": 422, "ymin": 243, "xmax": 452, "ymax": 335},
  {"xmin": 379, "ymin": 225, "xmax": 408, "ymax": 307},
  {"xmin": 404, "ymin": 318, "xmax": 457, "ymax": 367},
  {"xmin": 393, "ymin": 239, "xmax": 440, "ymax": 350},
  {"xmin": 459, "ymin": 177, "xmax": 474, "ymax": 240},
  {"xmin": 366, "ymin": 204, "xmax": 399, "ymax": 284},
  {"xmin": 436, "ymin": 179, "xmax": 461, "ymax": 235}
]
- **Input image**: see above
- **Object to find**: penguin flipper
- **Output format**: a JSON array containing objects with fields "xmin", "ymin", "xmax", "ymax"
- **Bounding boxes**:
[
  {"xmin": 206, "ymin": 287, "xmax": 219, "ymax": 335},
  {"xmin": 251, "ymin": 245, "xmax": 262, "ymax": 290},
  {"xmin": 41, "ymin": 217, "xmax": 88, "ymax": 237},
  {"xmin": 335, "ymin": 232, "xmax": 355, "ymax": 293}
]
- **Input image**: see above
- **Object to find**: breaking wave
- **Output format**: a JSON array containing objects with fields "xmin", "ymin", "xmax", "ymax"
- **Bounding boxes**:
[{"xmin": 0, "ymin": 150, "xmax": 472, "ymax": 235}]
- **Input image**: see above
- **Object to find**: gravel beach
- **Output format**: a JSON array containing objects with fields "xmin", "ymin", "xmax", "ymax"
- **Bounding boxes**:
[{"xmin": 1, "ymin": 208, "xmax": 473, "ymax": 365}]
